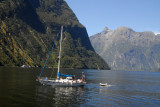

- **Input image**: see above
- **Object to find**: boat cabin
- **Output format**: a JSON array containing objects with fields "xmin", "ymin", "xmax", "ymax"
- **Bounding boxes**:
[{"xmin": 66, "ymin": 77, "xmax": 73, "ymax": 80}]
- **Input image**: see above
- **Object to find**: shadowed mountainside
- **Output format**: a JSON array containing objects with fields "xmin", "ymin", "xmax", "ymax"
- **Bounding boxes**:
[{"xmin": 0, "ymin": 0, "xmax": 110, "ymax": 69}]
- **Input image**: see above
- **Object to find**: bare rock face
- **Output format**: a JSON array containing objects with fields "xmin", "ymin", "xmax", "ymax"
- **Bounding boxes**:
[{"xmin": 90, "ymin": 27, "xmax": 160, "ymax": 71}]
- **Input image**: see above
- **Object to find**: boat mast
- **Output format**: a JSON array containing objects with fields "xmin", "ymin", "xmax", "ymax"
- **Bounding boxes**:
[{"xmin": 57, "ymin": 26, "xmax": 63, "ymax": 79}]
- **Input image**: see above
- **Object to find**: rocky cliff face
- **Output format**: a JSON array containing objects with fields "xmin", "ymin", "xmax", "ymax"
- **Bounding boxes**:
[
  {"xmin": 0, "ymin": 0, "xmax": 110, "ymax": 69},
  {"xmin": 90, "ymin": 27, "xmax": 160, "ymax": 71}
]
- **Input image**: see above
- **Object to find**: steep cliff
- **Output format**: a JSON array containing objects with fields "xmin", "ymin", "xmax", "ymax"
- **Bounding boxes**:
[
  {"xmin": 90, "ymin": 27, "xmax": 160, "ymax": 71},
  {"xmin": 0, "ymin": 0, "xmax": 110, "ymax": 69}
]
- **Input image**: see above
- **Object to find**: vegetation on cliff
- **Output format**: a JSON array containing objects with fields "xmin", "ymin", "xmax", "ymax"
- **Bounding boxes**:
[{"xmin": 0, "ymin": 0, "xmax": 110, "ymax": 69}]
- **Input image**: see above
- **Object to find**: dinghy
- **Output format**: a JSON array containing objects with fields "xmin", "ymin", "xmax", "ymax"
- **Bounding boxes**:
[{"xmin": 99, "ymin": 83, "xmax": 108, "ymax": 86}]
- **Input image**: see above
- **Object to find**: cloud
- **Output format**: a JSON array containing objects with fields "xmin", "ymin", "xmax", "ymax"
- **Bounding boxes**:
[{"xmin": 154, "ymin": 32, "xmax": 160, "ymax": 35}]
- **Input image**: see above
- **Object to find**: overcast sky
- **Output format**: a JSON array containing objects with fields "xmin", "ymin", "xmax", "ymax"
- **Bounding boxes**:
[{"xmin": 65, "ymin": 0, "xmax": 160, "ymax": 36}]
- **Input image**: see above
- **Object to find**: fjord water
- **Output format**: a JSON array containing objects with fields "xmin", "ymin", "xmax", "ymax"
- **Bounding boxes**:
[{"xmin": 0, "ymin": 67, "xmax": 160, "ymax": 107}]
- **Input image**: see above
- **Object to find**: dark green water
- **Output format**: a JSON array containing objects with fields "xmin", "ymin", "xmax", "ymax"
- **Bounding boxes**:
[{"xmin": 0, "ymin": 67, "xmax": 160, "ymax": 107}]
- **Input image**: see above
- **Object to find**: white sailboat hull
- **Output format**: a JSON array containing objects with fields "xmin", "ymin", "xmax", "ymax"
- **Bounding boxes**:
[{"xmin": 38, "ymin": 79, "xmax": 86, "ymax": 87}]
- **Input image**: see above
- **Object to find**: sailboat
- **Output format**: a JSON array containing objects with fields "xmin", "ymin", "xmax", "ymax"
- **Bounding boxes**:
[{"xmin": 37, "ymin": 26, "xmax": 86, "ymax": 87}]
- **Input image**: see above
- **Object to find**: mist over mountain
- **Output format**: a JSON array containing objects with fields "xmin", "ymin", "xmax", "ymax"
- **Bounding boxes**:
[
  {"xmin": 90, "ymin": 26, "xmax": 160, "ymax": 71},
  {"xmin": 0, "ymin": 0, "xmax": 110, "ymax": 69}
]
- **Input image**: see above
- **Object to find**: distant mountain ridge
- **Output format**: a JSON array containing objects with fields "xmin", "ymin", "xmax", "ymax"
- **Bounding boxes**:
[
  {"xmin": 90, "ymin": 26, "xmax": 160, "ymax": 71},
  {"xmin": 0, "ymin": 0, "xmax": 110, "ymax": 69}
]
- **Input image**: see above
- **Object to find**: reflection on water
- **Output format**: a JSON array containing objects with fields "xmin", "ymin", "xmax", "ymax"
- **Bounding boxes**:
[
  {"xmin": 0, "ymin": 67, "xmax": 160, "ymax": 107},
  {"xmin": 36, "ymin": 85, "xmax": 86, "ymax": 107}
]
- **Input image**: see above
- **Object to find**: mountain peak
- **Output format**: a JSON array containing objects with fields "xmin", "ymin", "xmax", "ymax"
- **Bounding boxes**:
[
  {"xmin": 143, "ymin": 31, "xmax": 155, "ymax": 36},
  {"xmin": 103, "ymin": 27, "xmax": 109, "ymax": 31},
  {"xmin": 116, "ymin": 26, "xmax": 134, "ymax": 31},
  {"xmin": 114, "ymin": 27, "xmax": 135, "ymax": 35},
  {"xmin": 103, "ymin": 27, "xmax": 112, "ymax": 31},
  {"xmin": 101, "ymin": 27, "xmax": 112, "ymax": 34}
]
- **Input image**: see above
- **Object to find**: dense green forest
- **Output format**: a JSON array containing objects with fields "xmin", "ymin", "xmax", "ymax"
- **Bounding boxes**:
[{"xmin": 0, "ymin": 0, "xmax": 110, "ymax": 69}]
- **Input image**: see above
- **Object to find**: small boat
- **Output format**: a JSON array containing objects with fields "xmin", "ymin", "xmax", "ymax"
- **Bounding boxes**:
[
  {"xmin": 99, "ymin": 83, "xmax": 108, "ymax": 86},
  {"xmin": 37, "ymin": 26, "xmax": 86, "ymax": 87},
  {"xmin": 21, "ymin": 65, "xmax": 30, "ymax": 68}
]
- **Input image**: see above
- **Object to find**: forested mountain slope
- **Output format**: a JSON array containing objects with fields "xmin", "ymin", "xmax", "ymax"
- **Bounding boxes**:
[{"xmin": 0, "ymin": 0, "xmax": 110, "ymax": 69}]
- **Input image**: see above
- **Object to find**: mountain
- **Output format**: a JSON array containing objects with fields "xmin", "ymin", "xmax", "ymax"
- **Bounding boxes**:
[
  {"xmin": 90, "ymin": 26, "xmax": 160, "ymax": 71},
  {"xmin": 0, "ymin": 0, "xmax": 110, "ymax": 69}
]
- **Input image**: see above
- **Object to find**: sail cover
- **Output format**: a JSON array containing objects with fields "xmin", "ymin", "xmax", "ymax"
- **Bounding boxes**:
[{"xmin": 58, "ymin": 72, "xmax": 73, "ymax": 77}]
